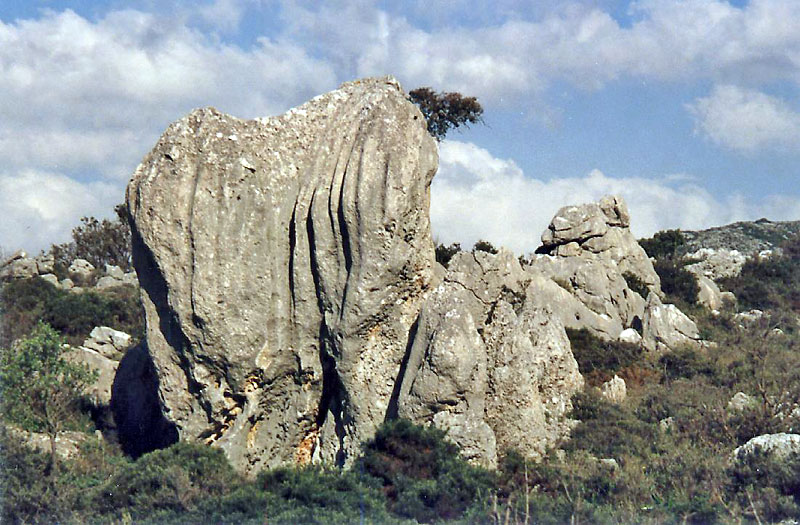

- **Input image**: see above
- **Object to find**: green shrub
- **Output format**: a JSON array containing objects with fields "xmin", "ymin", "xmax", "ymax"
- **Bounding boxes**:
[
  {"xmin": 255, "ymin": 466, "xmax": 394, "ymax": 525},
  {"xmin": 435, "ymin": 242, "xmax": 461, "ymax": 267},
  {"xmin": 93, "ymin": 442, "xmax": 241, "ymax": 520},
  {"xmin": 357, "ymin": 418, "xmax": 495, "ymax": 522},
  {"xmin": 658, "ymin": 347, "xmax": 716, "ymax": 381},
  {"xmin": 622, "ymin": 271, "xmax": 650, "ymax": 299},
  {"xmin": 639, "ymin": 229, "xmax": 685, "ymax": 259},
  {"xmin": 653, "ymin": 258, "xmax": 699, "ymax": 306},
  {"xmin": 565, "ymin": 328, "xmax": 643, "ymax": 381},
  {"xmin": 0, "ymin": 277, "xmax": 144, "ymax": 346},
  {"xmin": 473, "ymin": 239, "xmax": 498, "ymax": 254}
]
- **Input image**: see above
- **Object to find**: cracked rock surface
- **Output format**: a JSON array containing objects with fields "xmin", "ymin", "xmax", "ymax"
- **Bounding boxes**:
[{"xmin": 123, "ymin": 77, "xmax": 437, "ymax": 474}]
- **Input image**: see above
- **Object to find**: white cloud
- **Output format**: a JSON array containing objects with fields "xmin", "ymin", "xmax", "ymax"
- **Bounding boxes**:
[
  {"xmin": 0, "ymin": 9, "xmax": 337, "ymax": 179},
  {"xmin": 431, "ymin": 141, "xmax": 800, "ymax": 254},
  {"xmin": 0, "ymin": 171, "xmax": 121, "ymax": 254},
  {"xmin": 281, "ymin": 0, "xmax": 800, "ymax": 108},
  {"xmin": 687, "ymin": 84, "xmax": 800, "ymax": 152}
]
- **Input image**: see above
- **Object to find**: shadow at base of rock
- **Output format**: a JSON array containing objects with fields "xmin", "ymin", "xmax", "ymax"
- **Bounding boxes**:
[{"xmin": 111, "ymin": 341, "xmax": 178, "ymax": 458}]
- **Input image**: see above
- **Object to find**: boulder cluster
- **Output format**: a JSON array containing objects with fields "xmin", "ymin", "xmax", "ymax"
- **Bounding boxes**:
[
  {"xmin": 105, "ymin": 77, "xmax": 712, "ymax": 474},
  {"xmin": 0, "ymin": 252, "xmax": 136, "ymax": 292}
]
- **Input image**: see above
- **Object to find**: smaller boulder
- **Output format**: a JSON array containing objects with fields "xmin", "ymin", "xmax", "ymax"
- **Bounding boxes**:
[
  {"xmin": 35, "ymin": 253, "xmax": 55, "ymax": 275},
  {"xmin": 618, "ymin": 328, "xmax": 642, "ymax": 345},
  {"xmin": 68, "ymin": 258, "xmax": 95, "ymax": 280},
  {"xmin": 0, "ymin": 252, "xmax": 38, "ymax": 280},
  {"xmin": 59, "ymin": 278, "xmax": 75, "ymax": 290},
  {"xmin": 728, "ymin": 392, "xmax": 758, "ymax": 412},
  {"xmin": 104, "ymin": 264, "xmax": 125, "ymax": 280},
  {"xmin": 39, "ymin": 273, "xmax": 60, "ymax": 287},
  {"xmin": 600, "ymin": 375, "xmax": 626, "ymax": 404},
  {"xmin": 83, "ymin": 326, "xmax": 132, "ymax": 358},
  {"xmin": 642, "ymin": 294, "xmax": 700, "ymax": 354},
  {"xmin": 695, "ymin": 275, "xmax": 723, "ymax": 310},
  {"xmin": 732, "ymin": 433, "xmax": 800, "ymax": 466},
  {"xmin": 65, "ymin": 346, "xmax": 119, "ymax": 407},
  {"xmin": 95, "ymin": 276, "xmax": 123, "ymax": 290}
]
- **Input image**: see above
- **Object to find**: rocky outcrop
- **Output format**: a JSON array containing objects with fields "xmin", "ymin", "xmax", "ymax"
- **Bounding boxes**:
[
  {"xmin": 124, "ymin": 77, "xmax": 438, "ymax": 474},
  {"xmin": 396, "ymin": 250, "xmax": 583, "ymax": 467},
  {"xmin": 600, "ymin": 375, "xmax": 626, "ymax": 404},
  {"xmin": 527, "ymin": 195, "xmax": 698, "ymax": 353},
  {"xmin": 685, "ymin": 248, "xmax": 747, "ymax": 281},
  {"xmin": 681, "ymin": 218, "xmax": 800, "ymax": 256},
  {"xmin": 641, "ymin": 294, "xmax": 700, "ymax": 354},
  {"xmin": 0, "ymin": 252, "xmax": 137, "ymax": 291},
  {"xmin": 731, "ymin": 433, "xmax": 800, "ymax": 468}
]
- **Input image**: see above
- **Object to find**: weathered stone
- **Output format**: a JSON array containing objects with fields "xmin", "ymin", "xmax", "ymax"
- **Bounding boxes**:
[
  {"xmin": 83, "ymin": 326, "xmax": 132, "ymax": 358},
  {"xmin": 125, "ymin": 77, "xmax": 437, "ymax": 474},
  {"xmin": 0, "ymin": 255, "xmax": 38, "ymax": 280},
  {"xmin": 6, "ymin": 426, "xmax": 90, "ymax": 460},
  {"xmin": 641, "ymin": 293, "xmax": 700, "ymax": 354},
  {"xmin": 95, "ymin": 276, "xmax": 123, "ymax": 290},
  {"xmin": 68, "ymin": 258, "xmax": 95, "ymax": 280},
  {"xmin": 398, "ymin": 250, "xmax": 583, "ymax": 466},
  {"xmin": 59, "ymin": 277, "xmax": 74, "ymax": 290},
  {"xmin": 36, "ymin": 253, "xmax": 55, "ymax": 274},
  {"xmin": 686, "ymin": 248, "xmax": 747, "ymax": 281},
  {"xmin": 618, "ymin": 328, "xmax": 642, "ymax": 345},
  {"xmin": 600, "ymin": 375, "xmax": 626, "ymax": 404},
  {"xmin": 66, "ymin": 346, "xmax": 119, "ymax": 407},
  {"xmin": 121, "ymin": 272, "xmax": 139, "ymax": 286},
  {"xmin": 39, "ymin": 273, "xmax": 60, "ymax": 286},
  {"xmin": 695, "ymin": 275, "xmax": 723, "ymax": 310},
  {"xmin": 104, "ymin": 264, "xmax": 125, "ymax": 280},
  {"xmin": 732, "ymin": 433, "xmax": 800, "ymax": 467},
  {"xmin": 728, "ymin": 391, "xmax": 758, "ymax": 412},
  {"xmin": 734, "ymin": 309, "xmax": 765, "ymax": 327}
]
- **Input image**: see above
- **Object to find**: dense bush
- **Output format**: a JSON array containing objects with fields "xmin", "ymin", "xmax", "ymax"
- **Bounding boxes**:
[
  {"xmin": 565, "ymin": 327, "xmax": 643, "ymax": 384},
  {"xmin": 653, "ymin": 258, "xmax": 699, "ymax": 306},
  {"xmin": 622, "ymin": 271, "xmax": 650, "ymax": 299},
  {"xmin": 357, "ymin": 418, "xmax": 494, "ymax": 522},
  {"xmin": 472, "ymin": 239, "xmax": 498, "ymax": 254},
  {"xmin": 435, "ymin": 242, "xmax": 461, "ymax": 267},
  {"xmin": 639, "ymin": 229, "xmax": 686, "ymax": 259},
  {"xmin": 0, "ymin": 277, "xmax": 143, "ymax": 346}
]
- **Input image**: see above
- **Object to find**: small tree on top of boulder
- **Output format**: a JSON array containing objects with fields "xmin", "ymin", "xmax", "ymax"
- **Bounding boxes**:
[{"xmin": 409, "ymin": 87, "xmax": 484, "ymax": 141}]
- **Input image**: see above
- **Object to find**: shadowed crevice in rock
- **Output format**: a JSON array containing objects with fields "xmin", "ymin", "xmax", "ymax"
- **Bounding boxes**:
[
  {"xmin": 111, "ymin": 341, "xmax": 178, "ymax": 458},
  {"xmin": 385, "ymin": 314, "xmax": 420, "ymax": 421}
]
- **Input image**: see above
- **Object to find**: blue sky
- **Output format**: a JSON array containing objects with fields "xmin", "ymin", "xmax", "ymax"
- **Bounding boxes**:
[{"xmin": 1, "ymin": 0, "xmax": 799, "ymax": 255}]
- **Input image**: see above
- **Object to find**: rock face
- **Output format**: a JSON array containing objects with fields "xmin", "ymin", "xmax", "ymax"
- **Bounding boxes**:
[
  {"xmin": 396, "ymin": 250, "xmax": 583, "ymax": 467},
  {"xmin": 124, "ymin": 77, "xmax": 438, "ymax": 474},
  {"xmin": 528, "ymin": 195, "xmax": 698, "ymax": 353}
]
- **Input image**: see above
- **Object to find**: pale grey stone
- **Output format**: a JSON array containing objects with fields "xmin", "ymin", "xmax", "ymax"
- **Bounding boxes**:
[
  {"xmin": 732, "ymin": 433, "xmax": 800, "ymax": 466},
  {"xmin": 104, "ymin": 264, "xmax": 125, "ymax": 280},
  {"xmin": 68, "ymin": 258, "xmax": 95, "ymax": 279},
  {"xmin": 125, "ymin": 77, "xmax": 437, "ymax": 474},
  {"xmin": 600, "ymin": 375, "xmax": 626, "ymax": 404},
  {"xmin": 618, "ymin": 328, "xmax": 642, "ymax": 344},
  {"xmin": 35, "ymin": 253, "xmax": 55, "ymax": 274},
  {"xmin": 642, "ymin": 293, "xmax": 700, "ymax": 355},
  {"xmin": 728, "ymin": 392, "xmax": 758, "ymax": 412},
  {"xmin": 83, "ymin": 326, "xmax": 132, "ymax": 358},
  {"xmin": 66, "ymin": 346, "xmax": 119, "ymax": 407},
  {"xmin": 59, "ymin": 278, "xmax": 74, "ymax": 290},
  {"xmin": 95, "ymin": 276, "xmax": 123, "ymax": 289},
  {"xmin": 39, "ymin": 273, "xmax": 59, "ymax": 286},
  {"xmin": 0, "ymin": 256, "xmax": 38, "ymax": 280},
  {"xmin": 695, "ymin": 275, "xmax": 723, "ymax": 310}
]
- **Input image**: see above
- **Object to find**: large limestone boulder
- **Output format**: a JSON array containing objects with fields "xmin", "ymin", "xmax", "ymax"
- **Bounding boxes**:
[
  {"xmin": 731, "ymin": 433, "xmax": 800, "ymax": 471},
  {"xmin": 397, "ymin": 250, "xmax": 583, "ymax": 467},
  {"xmin": 124, "ymin": 77, "xmax": 437, "ymax": 473},
  {"xmin": 528, "ymin": 196, "xmax": 657, "ymax": 340},
  {"xmin": 685, "ymin": 248, "xmax": 747, "ymax": 281},
  {"xmin": 538, "ymin": 195, "xmax": 660, "ymax": 293}
]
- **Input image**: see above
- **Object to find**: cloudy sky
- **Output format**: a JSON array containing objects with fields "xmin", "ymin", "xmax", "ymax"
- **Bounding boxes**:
[{"xmin": 2, "ymin": 0, "xmax": 799, "ymax": 256}]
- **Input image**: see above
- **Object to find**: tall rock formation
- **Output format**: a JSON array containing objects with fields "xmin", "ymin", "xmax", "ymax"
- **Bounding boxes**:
[
  {"xmin": 397, "ymin": 250, "xmax": 583, "ymax": 467},
  {"xmin": 123, "ymin": 77, "xmax": 437, "ymax": 473}
]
